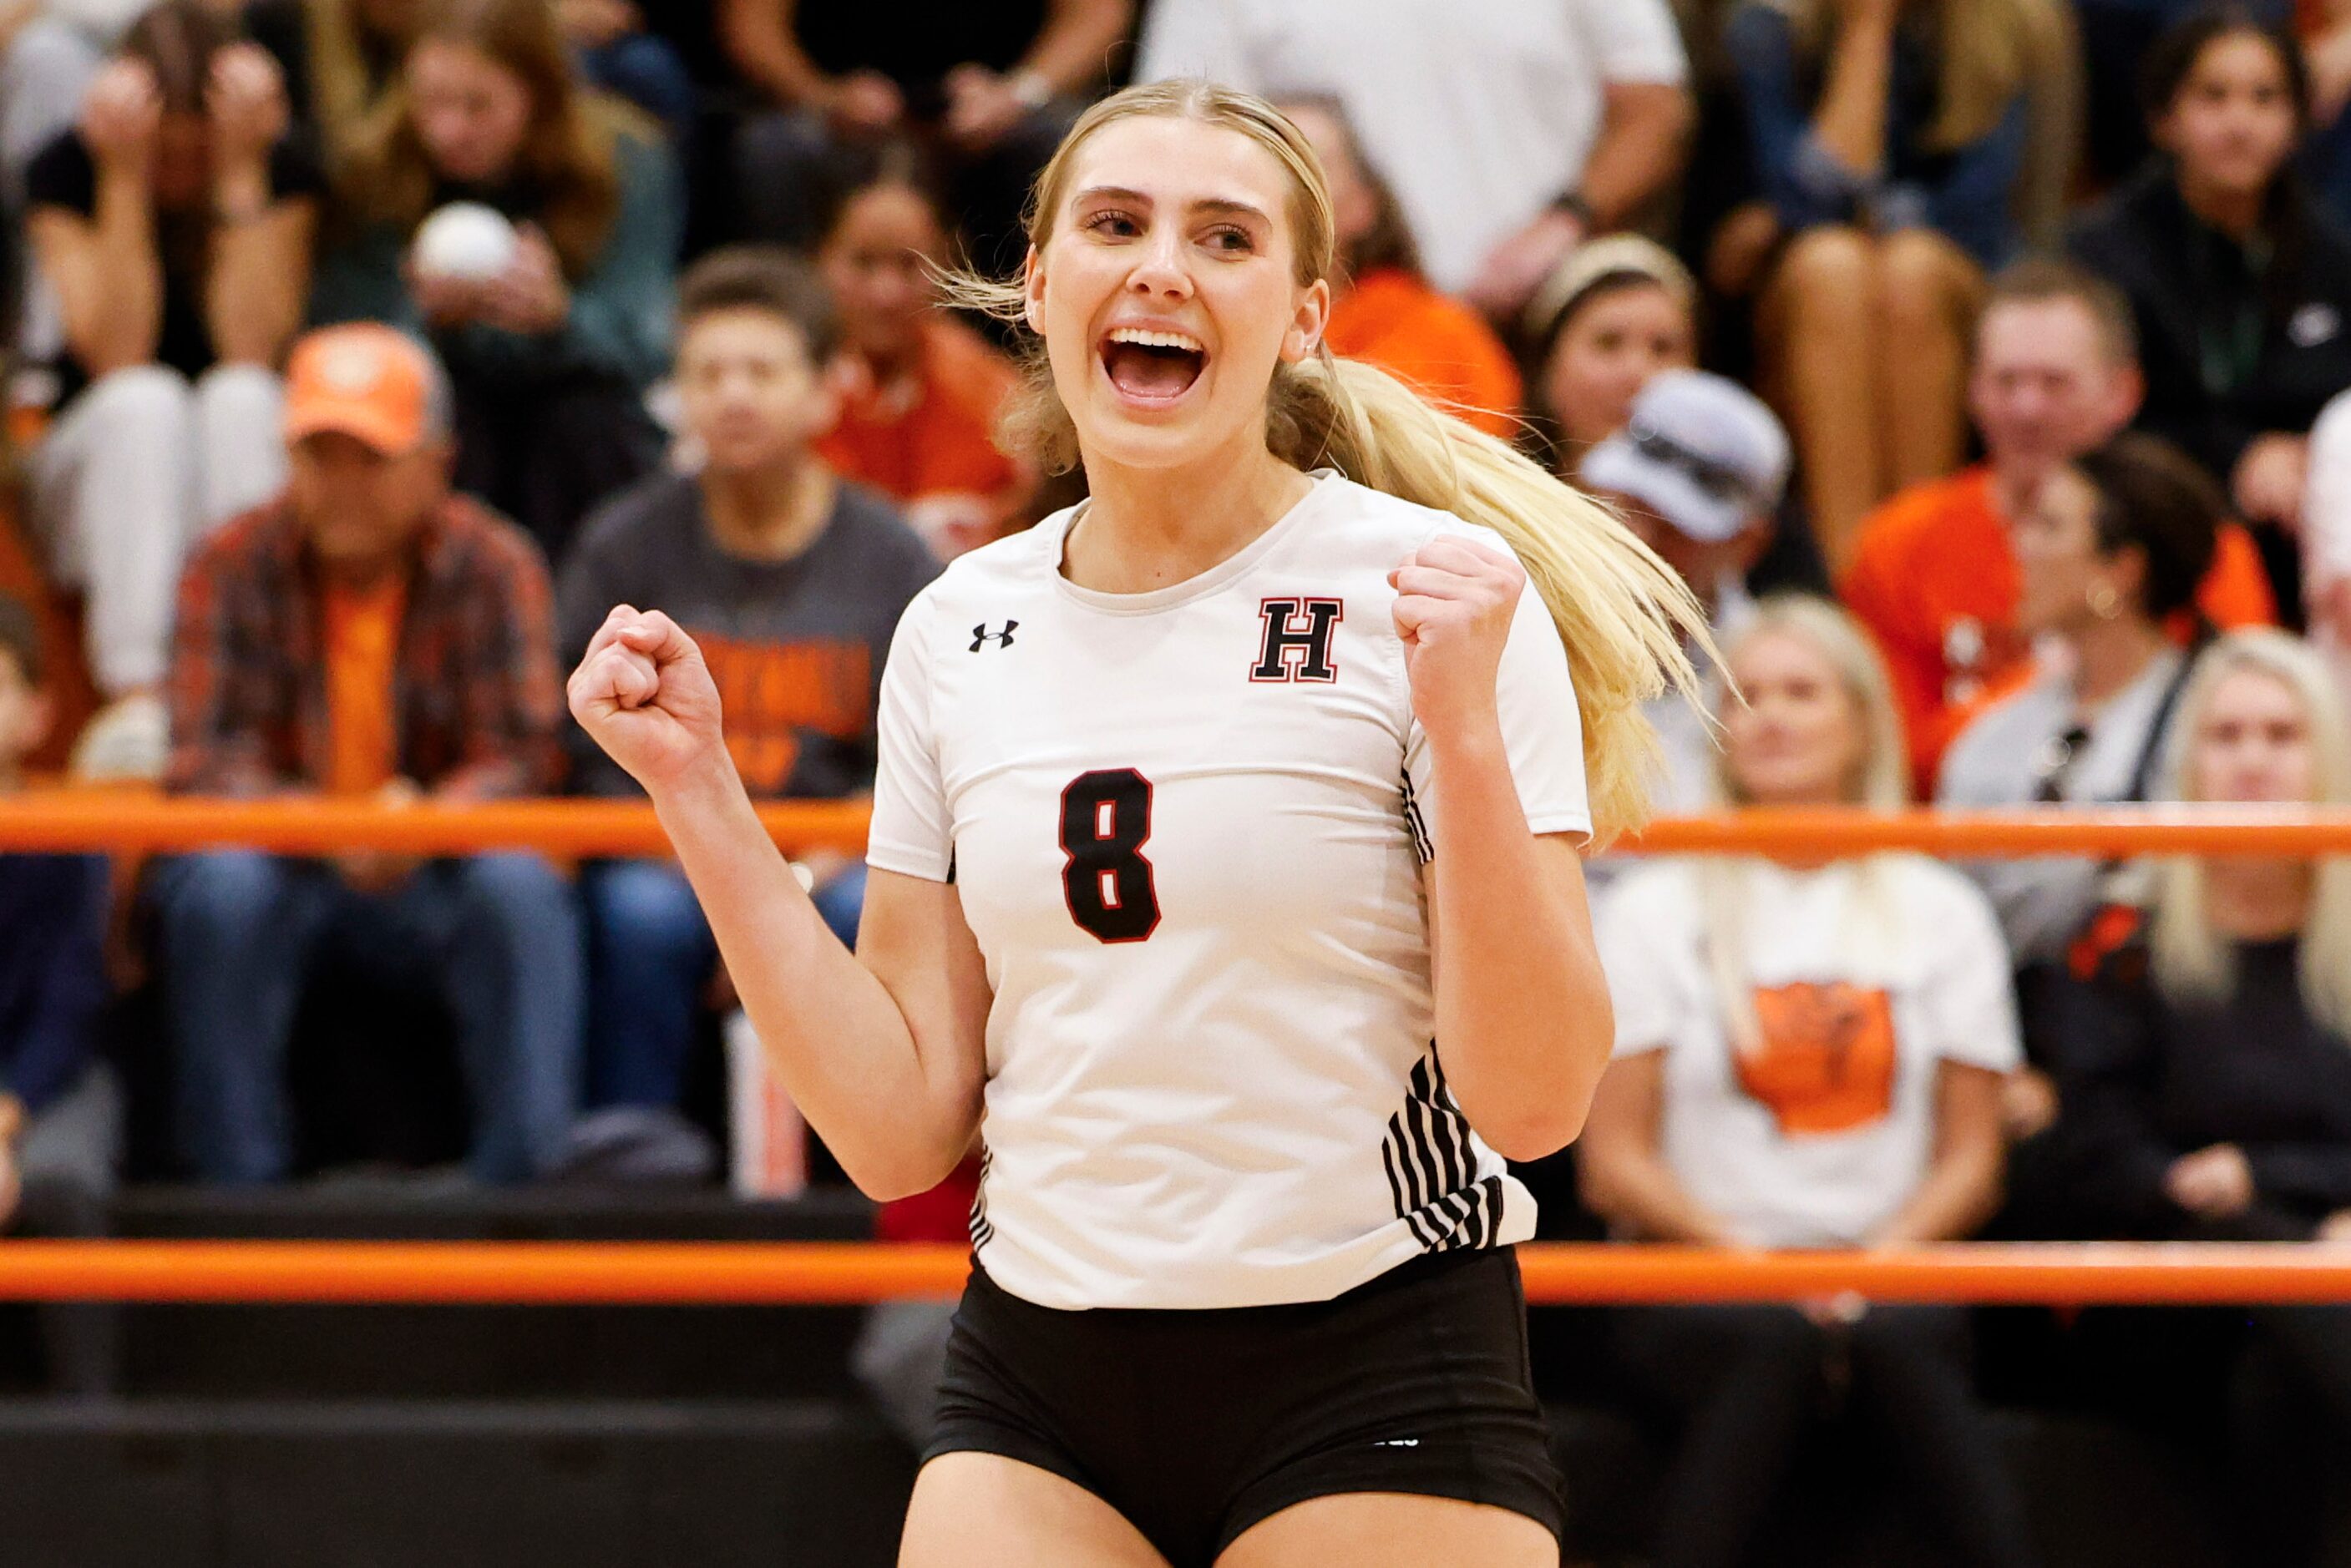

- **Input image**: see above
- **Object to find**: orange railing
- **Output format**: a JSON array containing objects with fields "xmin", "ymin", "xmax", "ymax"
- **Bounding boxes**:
[
  {"xmin": 0, "ymin": 1242, "xmax": 2347, "ymax": 1304},
  {"xmin": 9, "ymin": 795, "xmax": 2351, "ymax": 857},
  {"xmin": 4, "ymin": 797, "xmax": 2345, "ymax": 1308}
]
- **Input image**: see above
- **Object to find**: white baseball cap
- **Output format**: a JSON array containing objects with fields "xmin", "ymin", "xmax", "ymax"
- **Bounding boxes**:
[{"xmin": 1579, "ymin": 370, "xmax": 1791, "ymax": 544}]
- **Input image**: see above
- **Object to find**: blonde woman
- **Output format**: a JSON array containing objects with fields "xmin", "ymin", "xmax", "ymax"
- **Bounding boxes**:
[
  {"xmin": 570, "ymin": 79, "xmax": 1705, "ymax": 1568},
  {"xmin": 1579, "ymin": 596, "xmax": 2035, "ymax": 1568},
  {"xmin": 1728, "ymin": 0, "xmax": 2075, "ymax": 564},
  {"xmin": 2039, "ymin": 630, "xmax": 2351, "ymax": 1568}
]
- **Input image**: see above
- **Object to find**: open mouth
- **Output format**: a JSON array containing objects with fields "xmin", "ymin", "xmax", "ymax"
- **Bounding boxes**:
[{"xmin": 1098, "ymin": 326, "xmax": 1208, "ymax": 406}]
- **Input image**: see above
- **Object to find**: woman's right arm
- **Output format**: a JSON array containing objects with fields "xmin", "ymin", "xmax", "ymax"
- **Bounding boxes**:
[
  {"xmin": 572, "ymin": 607, "xmax": 988, "ymax": 1201},
  {"xmin": 1726, "ymin": 0, "xmax": 1892, "ymax": 235},
  {"xmin": 1577, "ymin": 1051, "xmax": 1743, "ymax": 1246}
]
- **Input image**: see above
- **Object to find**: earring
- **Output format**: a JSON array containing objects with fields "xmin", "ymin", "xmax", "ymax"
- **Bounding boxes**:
[{"xmin": 2087, "ymin": 584, "xmax": 2122, "ymax": 621}]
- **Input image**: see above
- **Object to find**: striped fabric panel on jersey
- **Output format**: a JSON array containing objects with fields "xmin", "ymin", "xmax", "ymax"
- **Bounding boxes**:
[
  {"xmin": 1399, "ymin": 770, "xmax": 1434, "ymax": 864},
  {"xmin": 968, "ymin": 1146, "xmax": 996, "ymax": 1252},
  {"xmin": 1379, "ymin": 1052, "xmax": 1505, "ymax": 1252}
]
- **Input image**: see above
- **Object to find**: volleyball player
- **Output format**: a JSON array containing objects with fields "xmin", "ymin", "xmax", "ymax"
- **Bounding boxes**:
[{"xmin": 570, "ymin": 81, "xmax": 1703, "ymax": 1568}]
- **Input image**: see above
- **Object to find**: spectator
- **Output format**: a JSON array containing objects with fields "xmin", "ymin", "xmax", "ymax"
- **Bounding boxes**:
[
  {"xmin": 23, "ymin": 0, "xmax": 315, "ymax": 779},
  {"xmin": 720, "ymin": 0, "xmax": 1130, "ymax": 264},
  {"xmin": 1274, "ymin": 94, "xmax": 1520, "ymax": 438},
  {"xmin": 810, "ymin": 147, "xmax": 1032, "ymax": 559},
  {"xmin": 152, "ymin": 324, "xmax": 579, "ymax": 1186},
  {"xmin": 1578, "ymin": 368, "xmax": 1791, "ymax": 812},
  {"xmin": 1137, "ymin": 0, "xmax": 1693, "ymax": 315},
  {"xmin": 1526, "ymin": 235, "xmax": 1698, "ymax": 474},
  {"xmin": 1728, "ymin": 0, "xmax": 2056, "ymax": 565},
  {"xmin": 1842, "ymin": 260, "xmax": 2276, "ymax": 792},
  {"xmin": 1579, "ymin": 594, "xmax": 2034, "ymax": 1568},
  {"xmin": 1940, "ymin": 435, "xmax": 2224, "ymax": 967},
  {"xmin": 560, "ymin": 248, "xmax": 935, "ymax": 1114},
  {"xmin": 0, "ymin": 594, "xmax": 118, "ymax": 1393},
  {"xmin": 2037, "ymin": 628, "xmax": 2351, "ymax": 1567},
  {"xmin": 2076, "ymin": 0, "xmax": 2290, "ymax": 191},
  {"xmin": 311, "ymin": 0, "xmax": 677, "ymax": 565},
  {"xmin": 2071, "ymin": 8, "xmax": 2351, "ymax": 558}
]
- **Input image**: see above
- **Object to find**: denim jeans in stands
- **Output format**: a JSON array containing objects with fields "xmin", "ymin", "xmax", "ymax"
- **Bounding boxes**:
[
  {"xmin": 153, "ymin": 850, "xmax": 583, "ymax": 1184},
  {"xmin": 581, "ymin": 857, "xmax": 865, "ymax": 1110}
]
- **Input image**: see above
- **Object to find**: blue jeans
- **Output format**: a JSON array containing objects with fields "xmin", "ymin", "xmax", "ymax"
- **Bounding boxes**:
[
  {"xmin": 154, "ymin": 851, "xmax": 583, "ymax": 1184},
  {"xmin": 581, "ymin": 857, "xmax": 865, "ymax": 1110}
]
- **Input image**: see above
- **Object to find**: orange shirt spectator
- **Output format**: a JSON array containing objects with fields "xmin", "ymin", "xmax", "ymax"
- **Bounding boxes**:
[
  {"xmin": 817, "ymin": 316, "xmax": 1024, "ymax": 516},
  {"xmin": 1842, "ymin": 463, "xmax": 2275, "ymax": 790},
  {"xmin": 1324, "ymin": 266, "xmax": 1521, "ymax": 438}
]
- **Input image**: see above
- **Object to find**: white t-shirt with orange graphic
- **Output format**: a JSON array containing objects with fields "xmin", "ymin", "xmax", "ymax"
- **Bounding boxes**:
[{"xmin": 1595, "ymin": 854, "xmax": 2019, "ymax": 1249}]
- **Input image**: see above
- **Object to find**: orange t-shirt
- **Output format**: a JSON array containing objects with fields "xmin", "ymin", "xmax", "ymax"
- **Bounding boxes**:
[
  {"xmin": 817, "ymin": 318, "xmax": 1026, "ymax": 509},
  {"xmin": 321, "ymin": 574, "xmax": 408, "ymax": 797},
  {"xmin": 1838, "ymin": 464, "xmax": 2278, "ymax": 794},
  {"xmin": 1325, "ymin": 267, "xmax": 1522, "ymax": 439}
]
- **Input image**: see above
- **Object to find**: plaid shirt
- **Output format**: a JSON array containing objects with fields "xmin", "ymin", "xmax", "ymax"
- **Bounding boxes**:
[{"xmin": 167, "ymin": 493, "xmax": 564, "ymax": 798}]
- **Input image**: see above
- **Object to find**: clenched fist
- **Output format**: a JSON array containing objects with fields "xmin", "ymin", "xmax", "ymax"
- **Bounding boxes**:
[
  {"xmin": 568, "ymin": 605, "xmax": 728, "ymax": 796},
  {"xmin": 1389, "ymin": 535, "xmax": 1525, "ymax": 745}
]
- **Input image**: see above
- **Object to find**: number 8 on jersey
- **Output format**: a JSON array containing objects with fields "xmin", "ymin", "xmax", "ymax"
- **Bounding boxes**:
[{"xmin": 1059, "ymin": 768, "xmax": 1161, "ymax": 943}]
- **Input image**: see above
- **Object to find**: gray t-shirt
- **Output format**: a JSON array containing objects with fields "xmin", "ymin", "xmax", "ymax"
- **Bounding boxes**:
[{"xmin": 559, "ymin": 473, "xmax": 940, "ymax": 800}]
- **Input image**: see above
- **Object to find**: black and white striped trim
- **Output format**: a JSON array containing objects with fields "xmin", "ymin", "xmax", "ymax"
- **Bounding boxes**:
[
  {"xmin": 1380, "ymin": 1051, "xmax": 1503, "ymax": 1252},
  {"xmin": 1400, "ymin": 769, "xmax": 1434, "ymax": 864},
  {"xmin": 967, "ymin": 1146, "xmax": 995, "ymax": 1252}
]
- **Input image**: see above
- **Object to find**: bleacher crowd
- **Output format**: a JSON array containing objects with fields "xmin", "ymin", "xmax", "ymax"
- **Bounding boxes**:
[{"xmin": 3, "ymin": 0, "xmax": 2351, "ymax": 1561}]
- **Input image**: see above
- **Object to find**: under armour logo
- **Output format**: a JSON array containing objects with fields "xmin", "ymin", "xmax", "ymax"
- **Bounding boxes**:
[
  {"xmin": 1249, "ymin": 596, "xmax": 1343, "ymax": 682},
  {"xmin": 970, "ymin": 620, "xmax": 1019, "ymax": 651}
]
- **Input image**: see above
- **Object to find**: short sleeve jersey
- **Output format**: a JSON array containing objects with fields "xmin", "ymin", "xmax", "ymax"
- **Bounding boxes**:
[{"xmin": 867, "ymin": 473, "xmax": 1589, "ymax": 1309}]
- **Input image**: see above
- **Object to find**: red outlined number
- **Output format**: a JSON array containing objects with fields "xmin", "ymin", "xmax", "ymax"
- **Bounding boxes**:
[{"xmin": 1059, "ymin": 768, "xmax": 1161, "ymax": 943}]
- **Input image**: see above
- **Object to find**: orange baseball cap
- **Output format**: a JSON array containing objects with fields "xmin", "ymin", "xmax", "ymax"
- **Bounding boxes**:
[{"xmin": 282, "ymin": 324, "xmax": 441, "ymax": 454}]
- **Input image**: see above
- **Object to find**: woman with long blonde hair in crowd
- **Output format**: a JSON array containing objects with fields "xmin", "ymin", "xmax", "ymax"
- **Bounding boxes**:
[
  {"xmin": 570, "ymin": 78, "xmax": 1705, "ymax": 1568},
  {"xmin": 2039, "ymin": 630, "xmax": 2351, "ymax": 1567},
  {"xmin": 1579, "ymin": 596, "xmax": 2035, "ymax": 1568}
]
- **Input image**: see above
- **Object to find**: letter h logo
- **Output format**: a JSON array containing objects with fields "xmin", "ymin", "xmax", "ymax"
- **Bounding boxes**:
[{"xmin": 1250, "ymin": 597, "xmax": 1343, "ymax": 683}]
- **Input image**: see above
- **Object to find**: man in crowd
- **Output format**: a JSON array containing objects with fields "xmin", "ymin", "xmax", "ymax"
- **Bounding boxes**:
[
  {"xmin": 1139, "ymin": 0, "xmax": 1691, "ymax": 317},
  {"xmin": 1581, "ymin": 368, "xmax": 1791, "ymax": 815},
  {"xmin": 154, "ymin": 324, "xmax": 579, "ymax": 1186},
  {"xmin": 1840, "ymin": 260, "xmax": 2276, "ymax": 792},
  {"xmin": 558, "ymin": 246, "xmax": 937, "ymax": 1118}
]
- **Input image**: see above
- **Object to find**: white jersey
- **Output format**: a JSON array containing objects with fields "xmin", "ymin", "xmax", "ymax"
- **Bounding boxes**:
[{"xmin": 866, "ymin": 472, "xmax": 1589, "ymax": 1310}]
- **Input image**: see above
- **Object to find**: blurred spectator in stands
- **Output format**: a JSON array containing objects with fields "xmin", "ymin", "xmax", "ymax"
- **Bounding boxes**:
[
  {"xmin": 2293, "ymin": 373, "xmax": 2351, "ymax": 668},
  {"xmin": 560, "ymin": 248, "xmax": 935, "ymax": 1115},
  {"xmin": 1728, "ymin": 0, "xmax": 2068, "ymax": 568},
  {"xmin": 0, "ymin": 593, "xmax": 118, "ymax": 1392},
  {"xmin": 810, "ymin": 146, "xmax": 1032, "ymax": 559},
  {"xmin": 1274, "ymin": 95, "xmax": 1519, "ymax": 438},
  {"xmin": 1580, "ymin": 595, "xmax": 2034, "ymax": 1568},
  {"xmin": 152, "ymin": 325, "xmax": 579, "ymax": 1186},
  {"xmin": 2076, "ymin": 0, "xmax": 2292, "ymax": 190},
  {"xmin": 2072, "ymin": 8, "xmax": 2351, "ymax": 578},
  {"xmin": 311, "ymin": 0, "xmax": 676, "ymax": 565},
  {"xmin": 23, "ymin": 1, "xmax": 314, "ymax": 780},
  {"xmin": 721, "ymin": 0, "xmax": 1129, "ymax": 266},
  {"xmin": 1940, "ymin": 435, "xmax": 2222, "ymax": 968},
  {"xmin": 1138, "ymin": 0, "xmax": 1692, "ymax": 317},
  {"xmin": 1527, "ymin": 235, "xmax": 1699, "ymax": 483},
  {"xmin": 2037, "ymin": 628, "xmax": 2351, "ymax": 1567},
  {"xmin": 1842, "ymin": 260, "xmax": 2276, "ymax": 792},
  {"xmin": 1579, "ymin": 368, "xmax": 1790, "ymax": 813}
]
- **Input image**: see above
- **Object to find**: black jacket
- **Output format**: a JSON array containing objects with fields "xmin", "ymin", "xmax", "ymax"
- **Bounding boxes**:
[{"xmin": 2070, "ymin": 166, "xmax": 2351, "ymax": 481}]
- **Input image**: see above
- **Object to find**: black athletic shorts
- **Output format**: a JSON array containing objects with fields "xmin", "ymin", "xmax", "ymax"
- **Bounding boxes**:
[{"xmin": 924, "ymin": 1246, "xmax": 1565, "ymax": 1566}]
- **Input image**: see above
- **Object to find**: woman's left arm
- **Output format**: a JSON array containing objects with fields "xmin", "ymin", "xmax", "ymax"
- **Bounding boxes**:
[
  {"xmin": 1871, "ymin": 1060, "xmax": 2008, "ymax": 1246},
  {"xmin": 1396, "ymin": 535, "xmax": 1610, "ymax": 1161},
  {"xmin": 551, "ymin": 133, "xmax": 681, "ymax": 387}
]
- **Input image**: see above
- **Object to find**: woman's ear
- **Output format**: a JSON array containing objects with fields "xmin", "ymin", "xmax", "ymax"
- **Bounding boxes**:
[
  {"xmin": 1282, "ymin": 277, "xmax": 1332, "ymax": 363},
  {"xmin": 1021, "ymin": 244, "xmax": 1046, "ymax": 335}
]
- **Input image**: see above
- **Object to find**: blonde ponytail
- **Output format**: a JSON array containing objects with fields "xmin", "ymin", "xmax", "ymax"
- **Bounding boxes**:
[{"xmin": 937, "ymin": 79, "xmax": 1713, "ymax": 838}]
